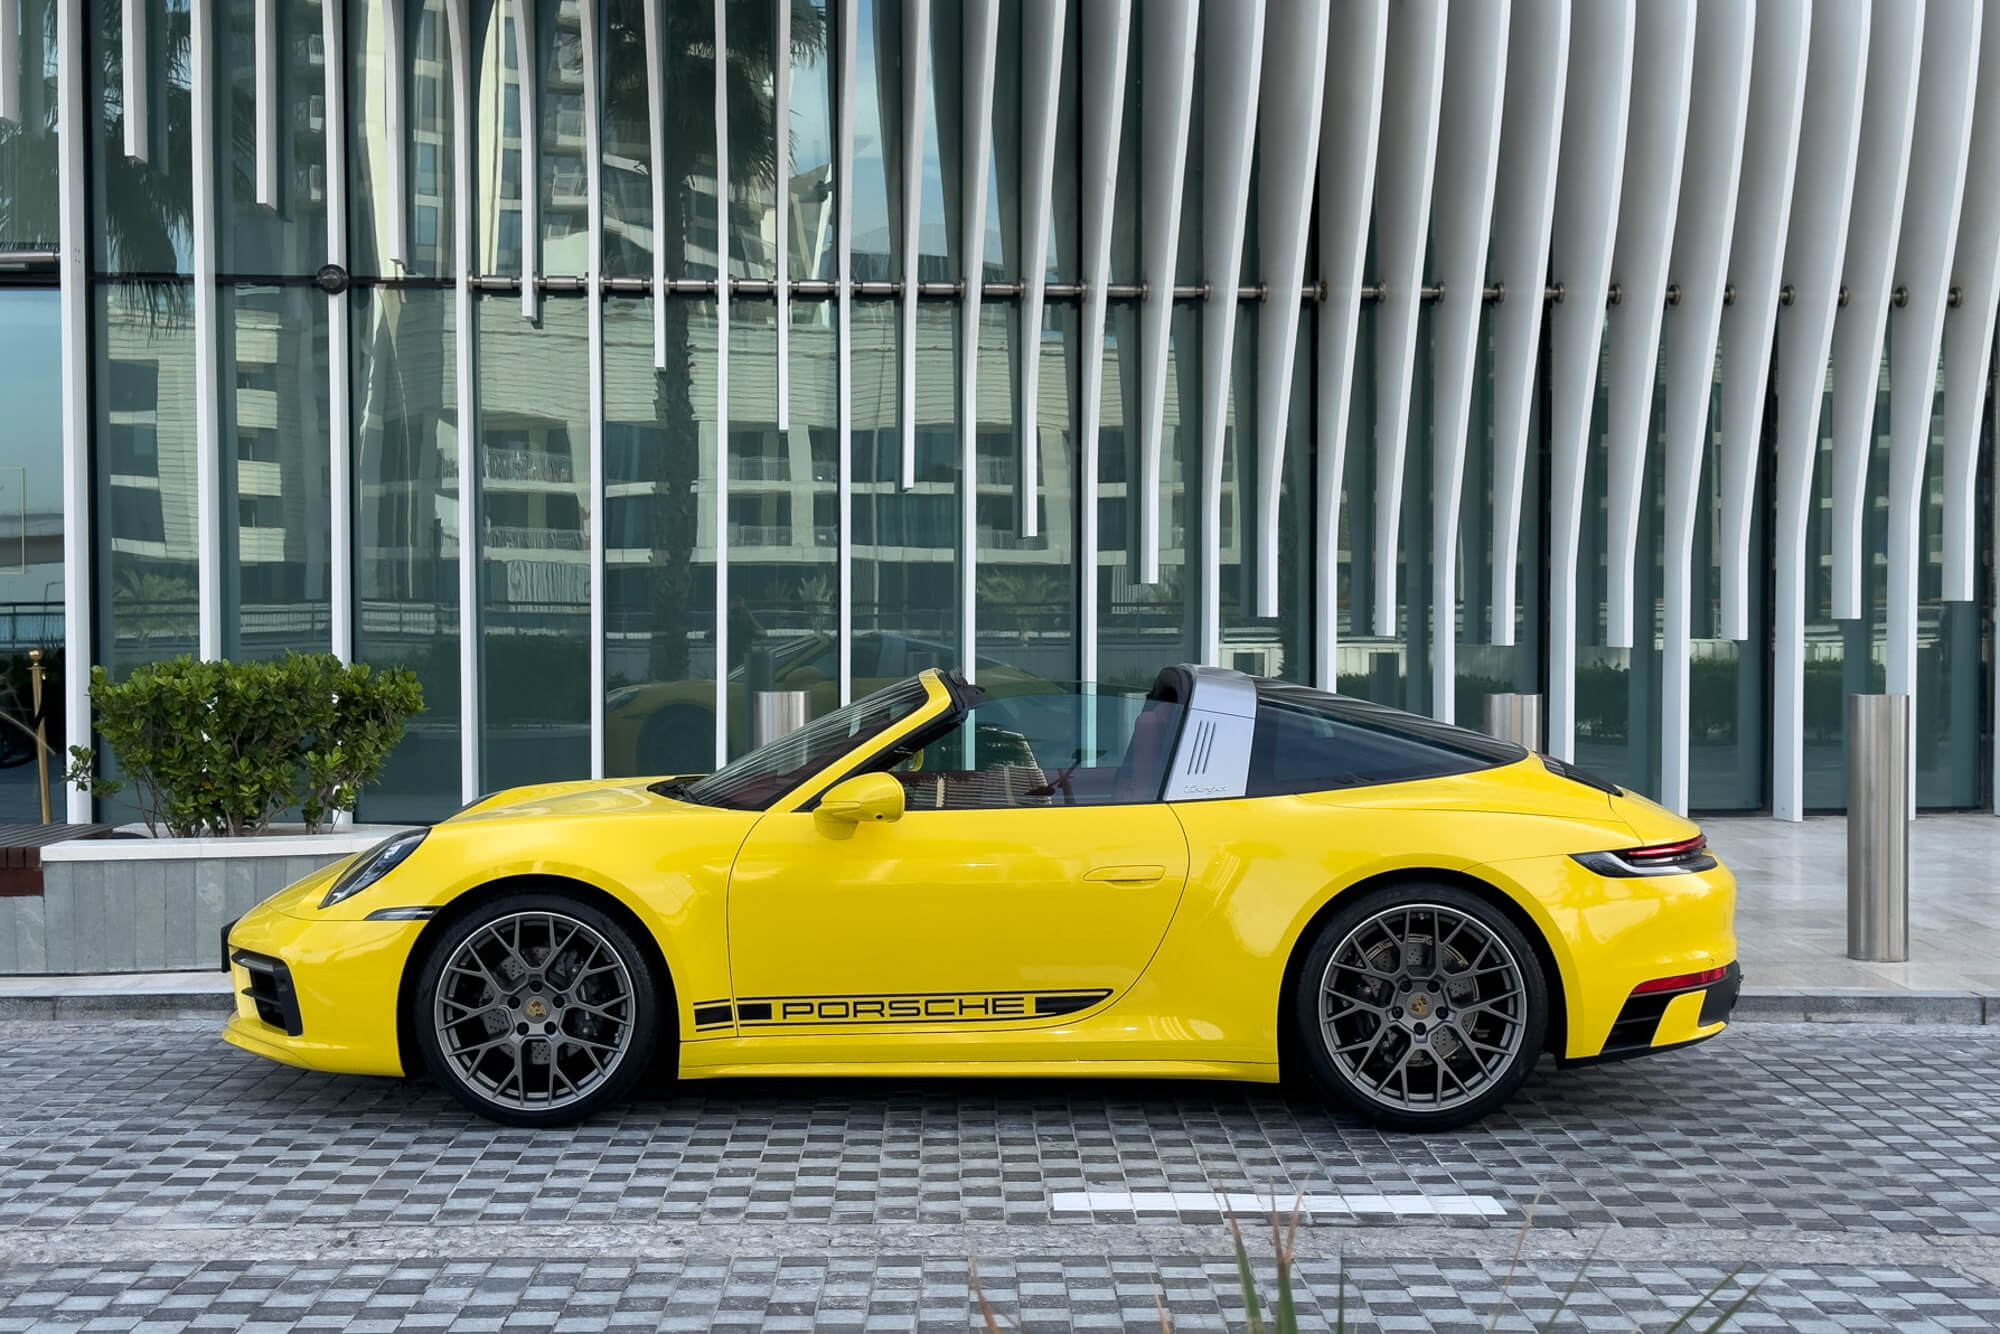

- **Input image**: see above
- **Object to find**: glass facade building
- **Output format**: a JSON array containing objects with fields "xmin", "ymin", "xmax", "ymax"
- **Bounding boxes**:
[{"xmin": 2, "ymin": 0, "xmax": 1994, "ymax": 825}]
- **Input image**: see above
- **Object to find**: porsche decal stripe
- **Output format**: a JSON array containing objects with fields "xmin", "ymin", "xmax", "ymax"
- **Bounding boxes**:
[{"xmin": 695, "ymin": 989, "xmax": 1115, "ymax": 1029}]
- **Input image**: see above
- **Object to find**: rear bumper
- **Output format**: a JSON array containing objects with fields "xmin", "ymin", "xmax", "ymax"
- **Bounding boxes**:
[{"xmin": 1562, "ymin": 961, "xmax": 1742, "ymax": 1067}]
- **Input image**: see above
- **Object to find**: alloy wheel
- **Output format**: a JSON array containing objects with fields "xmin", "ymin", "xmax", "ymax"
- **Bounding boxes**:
[
  {"xmin": 432, "ymin": 910, "xmax": 637, "ymax": 1112},
  {"xmin": 1316, "ymin": 902, "xmax": 1529, "ymax": 1114}
]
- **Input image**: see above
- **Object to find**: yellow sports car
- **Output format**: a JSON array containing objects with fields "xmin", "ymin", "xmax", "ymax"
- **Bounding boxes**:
[{"xmin": 222, "ymin": 666, "xmax": 1739, "ymax": 1133}]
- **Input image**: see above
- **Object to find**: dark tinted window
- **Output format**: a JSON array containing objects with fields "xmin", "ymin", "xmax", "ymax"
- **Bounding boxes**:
[{"xmin": 1245, "ymin": 682, "xmax": 1526, "ymax": 797}]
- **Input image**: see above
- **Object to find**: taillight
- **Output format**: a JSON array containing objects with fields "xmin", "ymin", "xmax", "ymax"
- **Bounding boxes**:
[
  {"xmin": 1631, "ymin": 966, "xmax": 1729, "ymax": 995},
  {"xmin": 1571, "ymin": 834, "xmax": 1718, "ymax": 878}
]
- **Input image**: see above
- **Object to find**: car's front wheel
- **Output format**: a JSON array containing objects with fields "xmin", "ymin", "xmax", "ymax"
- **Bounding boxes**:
[
  {"xmin": 1293, "ymin": 883, "xmax": 1548, "ymax": 1132},
  {"xmin": 412, "ymin": 892, "xmax": 661, "ymax": 1126}
]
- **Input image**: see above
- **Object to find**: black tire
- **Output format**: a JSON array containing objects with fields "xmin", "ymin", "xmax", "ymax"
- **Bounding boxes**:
[
  {"xmin": 1291, "ymin": 882, "xmax": 1548, "ymax": 1133},
  {"xmin": 412, "ymin": 891, "xmax": 662, "ymax": 1127}
]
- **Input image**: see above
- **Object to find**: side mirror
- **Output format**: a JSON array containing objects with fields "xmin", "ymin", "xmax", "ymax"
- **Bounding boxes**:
[{"xmin": 815, "ymin": 772, "xmax": 905, "ymax": 832}]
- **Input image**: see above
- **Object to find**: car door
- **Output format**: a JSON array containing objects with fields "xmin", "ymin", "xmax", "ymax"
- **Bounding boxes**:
[{"xmin": 724, "ymin": 690, "xmax": 1190, "ymax": 1032}]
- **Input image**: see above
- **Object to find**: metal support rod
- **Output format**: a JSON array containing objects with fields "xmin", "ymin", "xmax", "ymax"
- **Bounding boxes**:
[{"xmin": 28, "ymin": 649, "xmax": 48, "ymax": 825}]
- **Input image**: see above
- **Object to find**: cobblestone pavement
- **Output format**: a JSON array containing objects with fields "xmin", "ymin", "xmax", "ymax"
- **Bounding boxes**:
[{"xmin": 1, "ymin": 1021, "xmax": 1997, "ymax": 1331}]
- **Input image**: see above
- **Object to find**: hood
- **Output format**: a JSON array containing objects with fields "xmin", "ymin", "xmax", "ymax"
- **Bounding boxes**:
[{"xmin": 449, "ymin": 776, "xmax": 696, "ymax": 823}]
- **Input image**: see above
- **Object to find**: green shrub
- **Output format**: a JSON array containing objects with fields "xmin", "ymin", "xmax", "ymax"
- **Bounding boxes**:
[{"xmin": 66, "ymin": 653, "xmax": 424, "ymax": 837}]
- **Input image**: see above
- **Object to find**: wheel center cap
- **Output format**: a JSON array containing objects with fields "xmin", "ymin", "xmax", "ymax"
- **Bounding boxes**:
[
  {"xmin": 524, "ymin": 997, "xmax": 550, "ymax": 1021},
  {"xmin": 1408, "ymin": 993, "xmax": 1431, "ymax": 1019}
]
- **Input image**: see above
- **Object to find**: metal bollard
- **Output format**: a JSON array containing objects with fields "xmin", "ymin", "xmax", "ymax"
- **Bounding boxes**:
[
  {"xmin": 753, "ymin": 690, "xmax": 811, "ymax": 747},
  {"xmin": 1483, "ymin": 692, "xmax": 1544, "ymax": 751},
  {"xmin": 1847, "ymin": 693, "xmax": 1910, "ymax": 963}
]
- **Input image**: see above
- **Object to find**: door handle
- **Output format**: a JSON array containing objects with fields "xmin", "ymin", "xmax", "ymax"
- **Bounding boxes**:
[{"xmin": 1083, "ymin": 864, "xmax": 1166, "ymax": 885}]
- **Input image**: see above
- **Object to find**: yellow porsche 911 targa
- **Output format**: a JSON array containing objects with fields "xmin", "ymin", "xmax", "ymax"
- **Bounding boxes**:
[{"xmin": 223, "ymin": 666, "xmax": 1739, "ymax": 1133}]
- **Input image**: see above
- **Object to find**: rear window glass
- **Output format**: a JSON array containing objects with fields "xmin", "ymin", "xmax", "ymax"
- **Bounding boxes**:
[{"xmin": 1245, "ymin": 682, "xmax": 1526, "ymax": 797}]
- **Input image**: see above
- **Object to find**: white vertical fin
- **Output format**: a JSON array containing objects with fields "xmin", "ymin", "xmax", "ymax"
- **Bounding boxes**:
[
  {"xmin": 122, "ymin": 0, "xmax": 148, "ymax": 162},
  {"xmin": 1250, "ymin": 0, "xmax": 1332, "ymax": 621},
  {"xmin": 1887, "ymin": 0, "xmax": 1980, "ymax": 822},
  {"xmin": 643, "ymin": 0, "xmax": 666, "ymax": 366},
  {"xmin": 1917, "ymin": 0, "xmax": 1988, "ymax": 608},
  {"xmin": 1545, "ymin": 0, "xmax": 1637, "ymax": 761},
  {"xmin": 1313, "ymin": 0, "xmax": 1390, "ymax": 686},
  {"xmin": 1426, "ymin": 0, "xmax": 1512, "ymax": 719},
  {"xmin": 326, "ymin": 0, "xmax": 352, "ymax": 661},
  {"xmin": 58, "ymin": 0, "xmax": 90, "ymax": 818},
  {"xmin": 1077, "ymin": 0, "xmax": 1132, "ymax": 686},
  {"xmin": 0, "ymin": 0, "xmax": 20, "ymax": 126},
  {"xmin": 1601, "ymin": 0, "xmax": 1696, "ymax": 651},
  {"xmin": 1013, "ymin": 0, "xmax": 1065, "ymax": 540},
  {"xmin": 583, "ymin": 0, "xmax": 606, "ymax": 778},
  {"xmin": 1659, "ymin": 1, "xmax": 1755, "ymax": 814},
  {"xmin": 510, "ymin": 0, "xmax": 539, "ymax": 319},
  {"xmin": 955, "ymin": 1, "xmax": 999, "ymax": 678},
  {"xmin": 1828, "ymin": 0, "xmax": 1924, "ymax": 622},
  {"xmin": 192, "ymin": 0, "xmax": 221, "ymax": 659},
  {"xmin": 775, "ymin": 0, "xmax": 790, "ymax": 432},
  {"xmin": 1945, "ymin": 9, "xmax": 2000, "ymax": 609},
  {"xmin": 713, "ymin": 0, "xmax": 730, "ymax": 765},
  {"xmin": 1134, "ymin": 0, "xmax": 1198, "ymax": 586},
  {"xmin": 1486, "ymin": 0, "xmax": 1571, "ymax": 651},
  {"xmin": 1196, "ymin": 0, "xmax": 1267, "ymax": 664},
  {"xmin": 1368, "ymin": 0, "xmax": 1448, "ymax": 641},
  {"xmin": 445, "ymin": 0, "xmax": 478, "ymax": 804},
  {"xmin": 255, "ymin": 0, "xmax": 278, "ymax": 208},
  {"xmin": 382, "ymin": 0, "xmax": 408, "ymax": 269},
  {"xmin": 897, "ymin": 0, "xmax": 929, "ymax": 491},
  {"xmin": 836, "ymin": 0, "xmax": 856, "ymax": 702},
  {"xmin": 1772, "ymin": 0, "xmax": 1871, "ymax": 822},
  {"xmin": 1715, "ymin": 0, "xmax": 1810, "ymax": 643}
]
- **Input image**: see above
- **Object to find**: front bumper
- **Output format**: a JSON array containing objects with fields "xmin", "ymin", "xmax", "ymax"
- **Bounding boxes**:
[{"xmin": 220, "ymin": 881, "xmax": 423, "ymax": 1078}]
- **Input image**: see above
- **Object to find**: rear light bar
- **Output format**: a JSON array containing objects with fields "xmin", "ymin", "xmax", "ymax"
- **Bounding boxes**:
[
  {"xmin": 1632, "ymin": 966, "xmax": 1729, "ymax": 995},
  {"xmin": 1571, "ymin": 834, "xmax": 1719, "ymax": 878}
]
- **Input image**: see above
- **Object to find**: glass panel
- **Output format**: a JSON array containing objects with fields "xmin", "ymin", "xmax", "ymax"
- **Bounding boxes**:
[
  {"xmin": 1574, "ymin": 336, "xmax": 1665, "ymax": 795},
  {"xmin": 784, "ymin": 0, "xmax": 835, "ymax": 281},
  {"xmin": 93, "ymin": 0, "xmax": 195, "ymax": 272},
  {"xmin": 1096, "ymin": 301, "xmax": 1196, "ymax": 690},
  {"xmin": 219, "ymin": 283, "xmax": 331, "ymax": 659},
  {"xmin": 0, "ymin": 290, "xmax": 65, "ymax": 820},
  {"xmin": 1799, "ymin": 361, "xmax": 1862, "ymax": 810},
  {"xmin": 0, "ymin": 0, "xmax": 58, "ymax": 250},
  {"xmin": 95, "ymin": 282, "xmax": 199, "ymax": 672},
  {"xmin": 539, "ymin": 0, "xmax": 587, "ymax": 275},
  {"xmin": 1687, "ymin": 360, "xmax": 1766, "ymax": 811},
  {"xmin": 349, "ymin": 0, "xmax": 456, "ymax": 277},
  {"xmin": 478, "ymin": 292, "xmax": 590, "ymax": 788},
  {"xmin": 1218, "ymin": 316, "xmax": 1312, "ymax": 681},
  {"xmin": 599, "ymin": 0, "xmax": 653, "ymax": 279},
  {"xmin": 1454, "ymin": 305, "xmax": 1544, "ymax": 728},
  {"xmin": 1338, "ymin": 301, "xmax": 1419, "ymax": 707},
  {"xmin": 852, "ymin": 0, "xmax": 896, "ymax": 283},
  {"xmin": 473, "ymin": 0, "xmax": 525, "ymax": 274},
  {"xmin": 213, "ymin": 0, "xmax": 328, "ymax": 273},
  {"xmin": 351, "ymin": 285, "xmax": 460, "ymax": 819},
  {"xmin": 725, "ymin": 0, "xmax": 776, "ymax": 280},
  {"xmin": 602, "ymin": 294, "xmax": 721, "ymax": 777},
  {"xmin": 724, "ymin": 295, "xmax": 840, "ymax": 753},
  {"xmin": 1917, "ymin": 366, "xmax": 1988, "ymax": 807},
  {"xmin": 851, "ymin": 300, "xmax": 959, "ymax": 674},
  {"xmin": 975, "ymin": 301, "xmax": 1078, "ymax": 682}
]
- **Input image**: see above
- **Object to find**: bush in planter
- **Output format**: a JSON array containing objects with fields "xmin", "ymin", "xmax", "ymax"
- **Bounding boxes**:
[{"xmin": 65, "ymin": 653, "xmax": 424, "ymax": 837}]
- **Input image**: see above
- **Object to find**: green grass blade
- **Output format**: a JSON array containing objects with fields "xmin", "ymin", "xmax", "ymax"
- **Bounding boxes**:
[{"xmin": 1229, "ymin": 1216, "xmax": 1267, "ymax": 1334}]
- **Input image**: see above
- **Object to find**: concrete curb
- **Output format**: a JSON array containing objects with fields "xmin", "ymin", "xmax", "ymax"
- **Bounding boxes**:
[{"xmin": 0, "ymin": 983, "xmax": 1993, "ymax": 1025}]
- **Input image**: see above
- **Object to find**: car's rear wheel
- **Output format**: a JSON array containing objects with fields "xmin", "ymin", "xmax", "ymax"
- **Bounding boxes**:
[
  {"xmin": 1292, "ymin": 883, "xmax": 1548, "ymax": 1132},
  {"xmin": 413, "ymin": 892, "xmax": 660, "ymax": 1126}
]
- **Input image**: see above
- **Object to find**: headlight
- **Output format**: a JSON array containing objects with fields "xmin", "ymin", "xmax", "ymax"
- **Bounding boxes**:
[{"xmin": 320, "ymin": 829, "xmax": 428, "ymax": 908}]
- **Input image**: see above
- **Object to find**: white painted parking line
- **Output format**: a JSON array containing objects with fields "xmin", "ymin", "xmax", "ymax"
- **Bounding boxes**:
[{"xmin": 1049, "ymin": 1190, "xmax": 1508, "ymax": 1218}]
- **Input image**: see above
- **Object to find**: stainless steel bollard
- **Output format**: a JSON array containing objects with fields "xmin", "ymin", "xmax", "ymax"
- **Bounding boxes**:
[
  {"xmin": 1847, "ymin": 693, "xmax": 1910, "ymax": 963},
  {"xmin": 753, "ymin": 690, "xmax": 811, "ymax": 747},
  {"xmin": 1483, "ymin": 692, "xmax": 1544, "ymax": 751}
]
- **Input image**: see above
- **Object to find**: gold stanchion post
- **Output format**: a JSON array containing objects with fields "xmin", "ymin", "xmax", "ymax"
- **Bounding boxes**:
[{"xmin": 29, "ymin": 648, "xmax": 50, "ymax": 826}]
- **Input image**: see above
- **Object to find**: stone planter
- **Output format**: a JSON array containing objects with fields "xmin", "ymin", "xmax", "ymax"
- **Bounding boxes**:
[{"xmin": 0, "ymin": 826, "xmax": 408, "ymax": 975}]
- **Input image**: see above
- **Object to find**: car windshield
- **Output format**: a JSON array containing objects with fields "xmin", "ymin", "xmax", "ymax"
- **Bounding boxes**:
[{"xmin": 671, "ymin": 676, "xmax": 935, "ymax": 811}]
